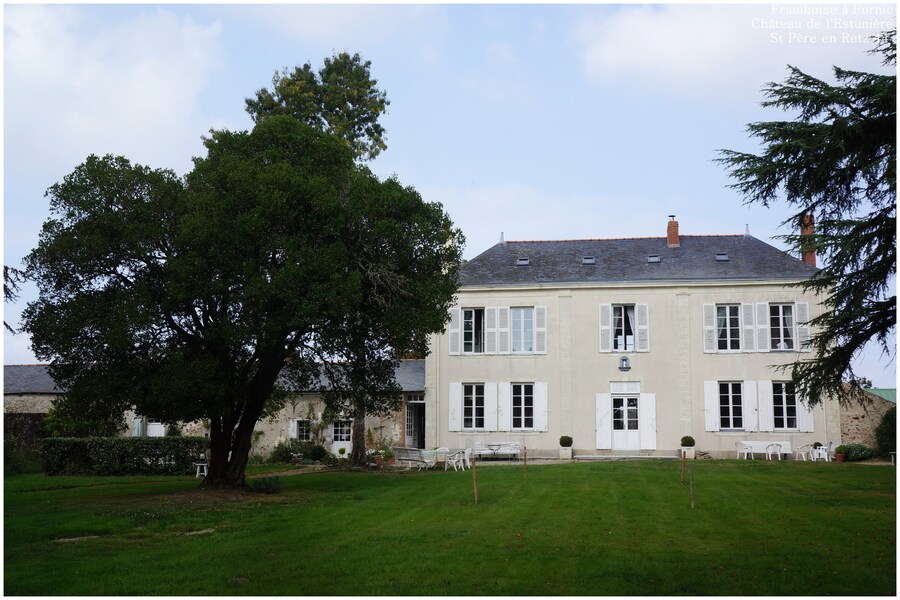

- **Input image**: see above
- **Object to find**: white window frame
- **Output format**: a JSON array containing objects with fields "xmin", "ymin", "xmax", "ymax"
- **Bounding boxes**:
[
  {"xmin": 612, "ymin": 304, "xmax": 636, "ymax": 352},
  {"xmin": 511, "ymin": 307, "xmax": 535, "ymax": 353},
  {"xmin": 769, "ymin": 303, "xmax": 795, "ymax": 351},
  {"xmin": 511, "ymin": 383, "xmax": 534, "ymax": 430},
  {"xmin": 463, "ymin": 308, "xmax": 486, "ymax": 354},
  {"xmin": 333, "ymin": 419, "xmax": 352, "ymax": 442},
  {"xmin": 773, "ymin": 381, "xmax": 799, "ymax": 430},
  {"xmin": 716, "ymin": 304, "xmax": 741, "ymax": 351},
  {"xmin": 294, "ymin": 418, "xmax": 312, "ymax": 442},
  {"xmin": 463, "ymin": 383, "xmax": 486, "ymax": 430},
  {"xmin": 719, "ymin": 382, "xmax": 744, "ymax": 430}
]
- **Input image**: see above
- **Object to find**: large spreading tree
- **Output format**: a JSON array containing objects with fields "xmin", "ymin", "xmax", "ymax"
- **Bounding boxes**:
[
  {"xmin": 718, "ymin": 30, "xmax": 896, "ymax": 405},
  {"xmin": 24, "ymin": 111, "xmax": 462, "ymax": 486}
]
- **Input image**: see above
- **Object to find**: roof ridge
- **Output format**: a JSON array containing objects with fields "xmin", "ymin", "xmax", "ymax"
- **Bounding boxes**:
[{"xmin": 505, "ymin": 234, "xmax": 747, "ymax": 243}]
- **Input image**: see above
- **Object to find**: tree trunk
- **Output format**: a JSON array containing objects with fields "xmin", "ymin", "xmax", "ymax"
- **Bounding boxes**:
[{"xmin": 349, "ymin": 398, "xmax": 367, "ymax": 468}]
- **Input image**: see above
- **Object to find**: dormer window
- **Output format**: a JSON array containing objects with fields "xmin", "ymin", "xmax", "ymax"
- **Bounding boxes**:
[
  {"xmin": 516, "ymin": 257, "xmax": 530, "ymax": 266},
  {"xmin": 582, "ymin": 256, "xmax": 596, "ymax": 265},
  {"xmin": 647, "ymin": 255, "xmax": 661, "ymax": 263},
  {"xmin": 716, "ymin": 253, "xmax": 730, "ymax": 262}
]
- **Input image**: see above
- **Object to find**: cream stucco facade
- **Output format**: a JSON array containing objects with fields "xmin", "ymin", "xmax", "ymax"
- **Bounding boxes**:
[{"xmin": 425, "ymin": 278, "xmax": 840, "ymax": 458}]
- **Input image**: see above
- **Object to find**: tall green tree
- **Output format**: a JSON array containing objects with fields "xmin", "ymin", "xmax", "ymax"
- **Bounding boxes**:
[
  {"xmin": 246, "ymin": 52, "xmax": 390, "ymax": 160},
  {"xmin": 315, "ymin": 170, "xmax": 463, "ymax": 467},
  {"xmin": 718, "ymin": 30, "xmax": 896, "ymax": 405},
  {"xmin": 250, "ymin": 52, "xmax": 462, "ymax": 465},
  {"xmin": 23, "ymin": 115, "xmax": 461, "ymax": 487}
]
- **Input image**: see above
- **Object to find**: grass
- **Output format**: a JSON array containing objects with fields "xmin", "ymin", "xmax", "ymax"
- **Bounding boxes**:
[{"xmin": 4, "ymin": 460, "xmax": 895, "ymax": 595}]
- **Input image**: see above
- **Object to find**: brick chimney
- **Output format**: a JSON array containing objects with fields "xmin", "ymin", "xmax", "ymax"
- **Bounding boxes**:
[
  {"xmin": 800, "ymin": 214, "xmax": 816, "ymax": 267},
  {"xmin": 666, "ymin": 215, "xmax": 680, "ymax": 248}
]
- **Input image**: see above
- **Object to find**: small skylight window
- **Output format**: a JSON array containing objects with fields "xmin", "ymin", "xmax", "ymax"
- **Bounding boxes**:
[
  {"xmin": 582, "ymin": 256, "xmax": 596, "ymax": 265},
  {"xmin": 716, "ymin": 253, "xmax": 730, "ymax": 262},
  {"xmin": 516, "ymin": 257, "xmax": 530, "ymax": 266},
  {"xmin": 647, "ymin": 255, "xmax": 661, "ymax": 263}
]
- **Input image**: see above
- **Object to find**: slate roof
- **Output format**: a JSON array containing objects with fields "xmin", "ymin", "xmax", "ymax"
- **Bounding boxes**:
[
  {"xmin": 5, "ymin": 361, "xmax": 425, "ymax": 396},
  {"xmin": 4, "ymin": 365, "xmax": 62, "ymax": 395},
  {"xmin": 460, "ymin": 235, "xmax": 818, "ymax": 287},
  {"xmin": 280, "ymin": 359, "xmax": 425, "ymax": 393}
]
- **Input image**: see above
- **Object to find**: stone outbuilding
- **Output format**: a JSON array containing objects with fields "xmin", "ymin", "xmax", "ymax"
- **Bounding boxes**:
[{"xmin": 840, "ymin": 387, "xmax": 895, "ymax": 449}]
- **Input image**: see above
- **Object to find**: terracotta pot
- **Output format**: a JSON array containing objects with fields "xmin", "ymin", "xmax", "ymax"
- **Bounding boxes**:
[
  {"xmin": 835, "ymin": 454, "xmax": 846, "ymax": 463},
  {"xmin": 375, "ymin": 455, "xmax": 383, "ymax": 466}
]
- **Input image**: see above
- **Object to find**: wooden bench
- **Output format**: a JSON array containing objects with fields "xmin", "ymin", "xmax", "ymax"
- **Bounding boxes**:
[
  {"xmin": 392, "ymin": 447, "xmax": 431, "ymax": 470},
  {"xmin": 736, "ymin": 440, "xmax": 793, "ymax": 460},
  {"xmin": 473, "ymin": 442, "xmax": 522, "ymax": 461}
]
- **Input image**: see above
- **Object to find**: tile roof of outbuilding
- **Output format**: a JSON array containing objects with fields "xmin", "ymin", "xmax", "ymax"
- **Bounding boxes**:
[{"xmin": 459, "ymin": 235, "xmax": 818, "ymax": 287}]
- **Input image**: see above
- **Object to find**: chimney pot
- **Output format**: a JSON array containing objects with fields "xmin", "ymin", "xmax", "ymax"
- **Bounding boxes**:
[{"xmin": 667, "ymin": 216, "xmax": 680, "ymax": 248}]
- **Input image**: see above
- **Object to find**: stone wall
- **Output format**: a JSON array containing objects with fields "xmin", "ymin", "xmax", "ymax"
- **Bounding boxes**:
[
  {"xmin": 840, "ymin": 392, "xmax": 893, "ymax": 448},
  {"xmin": 4, "ymin": 394, "xmax": 55, "ymax": 414}
]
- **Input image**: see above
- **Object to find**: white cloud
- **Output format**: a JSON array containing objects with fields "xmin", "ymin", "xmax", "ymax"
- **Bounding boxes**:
[
  {"xmin": 572, "ymin": 4, "xmax": 895, "ymax": 101},
  {"xmin": 233, "ymin": 4, "xmax": 449, "ymax": 60},
  {"xmin": 5, "ymin": 5, "xmax": 224, "ymax": 178}
]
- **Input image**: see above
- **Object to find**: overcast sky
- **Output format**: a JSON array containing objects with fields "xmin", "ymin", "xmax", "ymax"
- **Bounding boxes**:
[{"xmin": 3, "ymin": 3, "xmax": 896, "ymax": 386}]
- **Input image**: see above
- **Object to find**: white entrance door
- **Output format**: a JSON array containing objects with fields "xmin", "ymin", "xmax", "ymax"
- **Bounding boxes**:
[
  {"xmin": 611, "ymin": 396, "xmax": 640, "ymax": 450},
  {"xmin": 331, "ymin": 419, "xmax": 353, "ymax": 458}
]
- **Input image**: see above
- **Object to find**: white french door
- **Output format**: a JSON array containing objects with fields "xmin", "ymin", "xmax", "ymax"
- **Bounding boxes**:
[{"xmin": 611, "ymin": 396, "xmax": 641, "ymax": 450}]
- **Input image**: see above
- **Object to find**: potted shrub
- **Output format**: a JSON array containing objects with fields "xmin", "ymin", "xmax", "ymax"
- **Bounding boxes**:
[
  {"xmin": 384, "ymin": 448, "xmax": 395, "ymax": 465},
  {"xmin": 559, "ymin": 436, "xmax": 573, "ymax": 460},
  {"xmin": 834, "ymin": 444, "xmax": 848, "ymax": 462},
  {"xmin": 680, "ymin": 435, "xmax": 696, "ymax": 460}
]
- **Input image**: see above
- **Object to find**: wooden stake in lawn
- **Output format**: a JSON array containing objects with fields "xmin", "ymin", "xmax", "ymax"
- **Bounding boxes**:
[
  {"xmin": 690, "ymin": 463, "xmax": 695, "ymax": 509},
  {"xmin": 524, "ymin": 446, "xmax": 527, "ymax": 481},
  {"xmin": 681, "ymin": 450, "xmax": 685, "ymax": 485},
  {"xmin": 472, "ymin": 455, "xmax": 479, "ymax": 506}
]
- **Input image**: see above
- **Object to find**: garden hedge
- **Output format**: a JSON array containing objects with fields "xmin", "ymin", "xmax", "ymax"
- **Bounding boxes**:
[{"xmin": 42, "ymin": 436, "xmax": 209, "ymax": 476}]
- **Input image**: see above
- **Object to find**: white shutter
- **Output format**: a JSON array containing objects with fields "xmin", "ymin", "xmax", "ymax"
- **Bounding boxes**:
[
  {"xmin": 756, "ymin": 302, "xmax": 770, "ymax": 352},
  {"xmin": 702, "ymin": 304, "xmax": 716, "ymax": 353},
  {"xmin": 497, "ymin": 307, "xmax": 510, "ymax": 354},
  {"xmin": 635, "ymin": 304, "xmax": 650, "ymax": 352},
  {"xmin": 484, "ymin": 382, "xmax": 498, "ymax": 431},
  {"xmin": 639, "ymin": 393, "xmax": 657, "ymax": 450},
  {"xmin": 798, "ymin": 397, "xmax": 815, "ymax": 432},
  {"xmin": 796, "ymin": 302, "xmax": 811, "ymax": 352},
  {"xmin": 743, "ymin": 380, "xmax": 759, "ymax": 432},
  {"xmin": 704, "ymin": 381, "xmax": 720, "ymax": 432},
  {"xmin": 534, "ymin": 306, "xmax": 547, "ymax": 354},
  {"xmin": 498, "ymin": 382, "xmax": 512, "ymax": 431},
  {"xmin": 484, "ymin": 307, "xmax": 498, "ymax": 354},
  {"xmin": 741, "ymin": 303, "xmax": 756, "ymax": 352},
  {"xmin": 289, "ymin": 419, "xmax": 297, "ymax": 440},
  {"xmin": 534, "ymin": 382, "xmax": 549, "ymax": 431},
  {"xmin": 599, "ymin": 304, "xmax": 612, "ymax": 353},
  {"xmin": 757, "ymin": 380, "xmax": 775, "ymax": 432},
  {"xmin": 449, "ymin": 307, "xmax": 461, "ymax": 355},
  {"xmin": 448, "ymin": 383, "xmax": 462, "ymax": 431},
  {"xmin": 596, "ymin": 393, "xmax": 612, "ymax": 449}
]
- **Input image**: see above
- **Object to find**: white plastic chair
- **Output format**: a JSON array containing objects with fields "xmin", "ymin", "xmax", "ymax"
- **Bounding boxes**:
[
  {"xmin": 765, "ymin": 443, "xmax": 783, "ymax": 461},
  {"xmin": 795, "ymin": 443, "xmax": 812, "ymax": 461},
  {"xmin": 735, "ymin": 441, "xmax": 754, "ymax": 460},
  {"xmin": 463, "ymin": 447, "xmax": 473, "ymax": 469},
  {"xmin": 446, "ymin": 450, "xmax": 466, "ymax": 471}
]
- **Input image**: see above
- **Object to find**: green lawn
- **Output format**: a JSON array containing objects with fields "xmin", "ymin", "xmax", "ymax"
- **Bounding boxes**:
[{"xmin": 4, "ymin": 460, "xmax": 895, "ymax": 595}]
